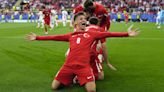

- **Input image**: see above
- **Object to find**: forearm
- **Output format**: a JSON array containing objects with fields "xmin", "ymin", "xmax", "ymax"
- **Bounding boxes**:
[
  {"xmin": 102, "ymin": 43, "xmax": 109, "ymax": 64},
  {"xmin": 98, "ymin": 32, "xmax": 129, "ymax": 39}
]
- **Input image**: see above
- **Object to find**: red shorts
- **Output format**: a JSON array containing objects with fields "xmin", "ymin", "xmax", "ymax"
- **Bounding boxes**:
[
  {"xmin": 91, "ymin": 53, "xmax": 103, "ymax": 80},
  {"xmin": 44, "ymin": 19, "xmax": 50, "ymax": 25},
  {"xmin": 55, "ymin": 65, "xmax": 95, "ymax": 86}
]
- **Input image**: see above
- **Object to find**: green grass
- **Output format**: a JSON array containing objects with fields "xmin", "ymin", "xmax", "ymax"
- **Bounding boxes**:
[{"xmin": 0, "ymin": 22, "xmax": 164, "ymax": 92}]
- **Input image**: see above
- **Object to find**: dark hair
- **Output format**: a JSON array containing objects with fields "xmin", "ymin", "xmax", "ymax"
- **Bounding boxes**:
[
  {"xmin": 84, "ymin": 0, "xmax": 93, "ymax": 9},
  {"xmin": 89, "ymin": 17, "xmax": 99, "ymax": 25},
  {"xmin": 74, "ymin": 12, "xmax": 85, "ymax": 21},
  {"xmin": 84, "ymin": 0, "xmax": 95, "ymax": 14}
]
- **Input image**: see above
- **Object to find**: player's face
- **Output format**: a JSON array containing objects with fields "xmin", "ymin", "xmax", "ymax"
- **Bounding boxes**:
[
  {"xmin": 85, "ymin": 12, "xmax": 91, "ymax": 19},
  {"xmin": 75, "ymin": 15, "xmax": 87, "ymax": 31}
]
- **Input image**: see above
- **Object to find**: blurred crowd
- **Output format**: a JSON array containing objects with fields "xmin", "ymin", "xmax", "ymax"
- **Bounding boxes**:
[
  {"xmin": 0, "ymin": 0, "xmax": 17, "ymax": 9},
  {"xmin": 27, "ymin": 0, "xmax": 164, "ymax": 13},
  {"xmin": 1, "ymin": 0, "xmax": 163, "ymax": 13},
  {"xmin": 0, "ymin": 0, "xmax": 163, "ymax": 23}
]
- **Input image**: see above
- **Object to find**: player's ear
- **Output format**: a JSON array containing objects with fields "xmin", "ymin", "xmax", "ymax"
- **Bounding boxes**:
[{"xmin": 73, "ymin": 20, "xmax": 77, "ymax": 27}]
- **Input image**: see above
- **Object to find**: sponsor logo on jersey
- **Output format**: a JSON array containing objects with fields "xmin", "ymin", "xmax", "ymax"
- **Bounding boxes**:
[{"xmin": 83, "ymin": 33, "xmax": 90, "ymax": 38}]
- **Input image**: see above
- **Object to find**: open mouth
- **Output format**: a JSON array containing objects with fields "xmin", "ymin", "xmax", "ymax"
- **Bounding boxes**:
[{"xmin": 82, "ymin": 23, "xmax": 86, "ymax": 26}]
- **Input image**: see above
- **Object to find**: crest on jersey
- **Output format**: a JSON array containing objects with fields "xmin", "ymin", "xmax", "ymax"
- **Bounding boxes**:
[{"xmin": 83, "ymin": 33, "xmax": 90, "ymax": 38}]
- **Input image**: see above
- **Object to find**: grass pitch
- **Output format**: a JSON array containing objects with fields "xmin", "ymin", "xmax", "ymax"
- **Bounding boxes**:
[{"xmin": 0, "ymin": 22, "xmax": 164, "ymax": 92}]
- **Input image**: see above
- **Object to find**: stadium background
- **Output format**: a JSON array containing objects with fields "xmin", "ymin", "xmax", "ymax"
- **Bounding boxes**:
[
  {"xmin": 0, "ymin": 0, "xmax": 164, "ymax": 92},
  {"xmin": 0, "ymin": 0, "xmax": 163, "ymax": 23}
]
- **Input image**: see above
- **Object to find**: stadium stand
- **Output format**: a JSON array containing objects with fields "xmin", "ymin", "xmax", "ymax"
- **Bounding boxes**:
[
  {"xmin": 0, "ymin": 0, "xmax": 18, "ymax": 9},
  {"xmin": 0, "ymin": 0, "xmax": 163, "ymax": 23}
]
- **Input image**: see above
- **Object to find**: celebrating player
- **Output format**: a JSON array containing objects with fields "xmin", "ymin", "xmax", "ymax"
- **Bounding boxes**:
[
  {"xmin": 86, "ymin": 17, "xmax": 117, "ymax": 80},
  {"xmin": 27, "ymin": 12, "xmax": 139, "ymax": 92}
]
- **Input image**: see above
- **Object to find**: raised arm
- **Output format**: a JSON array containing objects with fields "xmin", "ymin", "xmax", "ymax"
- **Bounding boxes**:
[{"xmin": 27, "ymin": 33, "xmax": 70, "ymax": 42}]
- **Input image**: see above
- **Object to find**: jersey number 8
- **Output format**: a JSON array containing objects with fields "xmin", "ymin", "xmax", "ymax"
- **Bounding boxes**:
[{"xmin": 76, "ymin": 37, "xmax": 81, "ymax": 44}]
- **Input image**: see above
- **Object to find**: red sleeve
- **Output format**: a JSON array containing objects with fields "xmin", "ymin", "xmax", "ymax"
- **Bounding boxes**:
[
  {"xmin": 91, "ymin": 31, "xmax": 129, "ymax": 39},
  {"xmin": 36, "ymin": 34, "xmax": 70, "ymax": 42}
]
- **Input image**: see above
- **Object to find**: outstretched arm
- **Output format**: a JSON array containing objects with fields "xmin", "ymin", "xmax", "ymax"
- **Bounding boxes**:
[
  {"xmin": 26, "ymin": 33, "xmax": 70, "ymax": 42},
  {"xmin": 92, "ymin": 31, "xmax": 129, "ymax": 39},
  {"xmin": 93, "ymin": 25, "xmax": 139, "ymax": 39}
]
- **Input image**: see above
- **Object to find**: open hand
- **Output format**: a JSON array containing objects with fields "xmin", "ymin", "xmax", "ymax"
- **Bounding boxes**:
[
  {"xmin": 26, "ymin": 32, "xmax": 36, "ymax": 41},
  {"xmin": 107, "ymin": 63, "xmax": 117, "ymax": 71},
  {"xmin": 128, "ymin": 25, "xmax": 140, "ymax": 36}
]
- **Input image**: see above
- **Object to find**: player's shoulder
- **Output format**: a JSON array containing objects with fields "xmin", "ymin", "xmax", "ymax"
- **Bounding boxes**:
[
  {"xmin": 94, "ymin": 2, "xmax": 106, "ymax": 13},
  {"xmin": 73, "ymin": 5, "xmax": 84, "ymax": 14},
  {"xmin": 94, "ymin": 2, "xmax": 104, "ymax": 8},
  {"xmin": 86, "ymin": 25, "xmax": 99, "ymax": 31},
  {"xmin": 87, "ymin": 25, "xmax": 105, "ymax": 32}
]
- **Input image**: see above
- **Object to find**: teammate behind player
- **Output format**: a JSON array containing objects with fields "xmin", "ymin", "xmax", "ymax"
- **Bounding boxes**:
[
  {"xmin": 73, "ymin": 0, "xmax": 111, "ymax": 68},
  {"xmin": 27, "ymin": 12, "xmax": 139, "ymax": 92},
  {"xmin": 87, "ymin": 17, "xmax": 117, "ymax": 80}
]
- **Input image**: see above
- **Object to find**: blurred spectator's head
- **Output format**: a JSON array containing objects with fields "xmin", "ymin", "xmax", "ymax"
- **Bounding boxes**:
[{"xmin": 42, "ymin": 5, "xmax": 45, "ymax": 9}]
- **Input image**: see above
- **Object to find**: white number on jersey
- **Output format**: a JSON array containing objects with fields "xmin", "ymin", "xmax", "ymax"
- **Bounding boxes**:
[{"xmin": 76, "ymin": 37, "xmax": 81, "ymax": 44}]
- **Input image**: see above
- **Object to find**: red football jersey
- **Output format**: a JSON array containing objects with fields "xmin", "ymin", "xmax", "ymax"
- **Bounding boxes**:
[
  {"xmin": 86, "ymin": 25, "xmax": 105, "ymax": 52},
  {"xmin": 43, "ymin": 9, "xmax": 51, "ymax": 20},
  {"xmin": 36, "ymin": 31, "xmax": 129, "ymax": 68}
]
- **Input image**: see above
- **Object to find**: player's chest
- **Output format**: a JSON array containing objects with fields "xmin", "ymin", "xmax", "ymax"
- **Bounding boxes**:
[{"xmin": 69, "ymin": 33, "xmax": 93, "ymax": 46}]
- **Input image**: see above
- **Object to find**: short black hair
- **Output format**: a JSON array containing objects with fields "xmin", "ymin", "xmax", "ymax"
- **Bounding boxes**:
[
  {"xmin": 89, "ymin": 17, "xmax": 99, "ymax": 25},
  {"xmin": 74, "ymin": 12, "xmax": 85, "ymax": 21},
  {"xmin": 84, "ymin": 0, "xmax": 95, "ymax": 14},
  {"xmin": 84, "ymin": 0, "xmax": 94, "ymax": 9}
]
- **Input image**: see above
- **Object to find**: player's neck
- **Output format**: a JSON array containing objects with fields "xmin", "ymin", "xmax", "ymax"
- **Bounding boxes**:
[
  {"xmin": 75, "ymin": 29, "xmax": 85, "ymax": 32},
  {"xmin": 74, "ymin": 28, "xmax": 85, "ymax": 32},
  {"xmin": 75, "ymin": 26, "xmax": 85, "ymax": 32}
]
